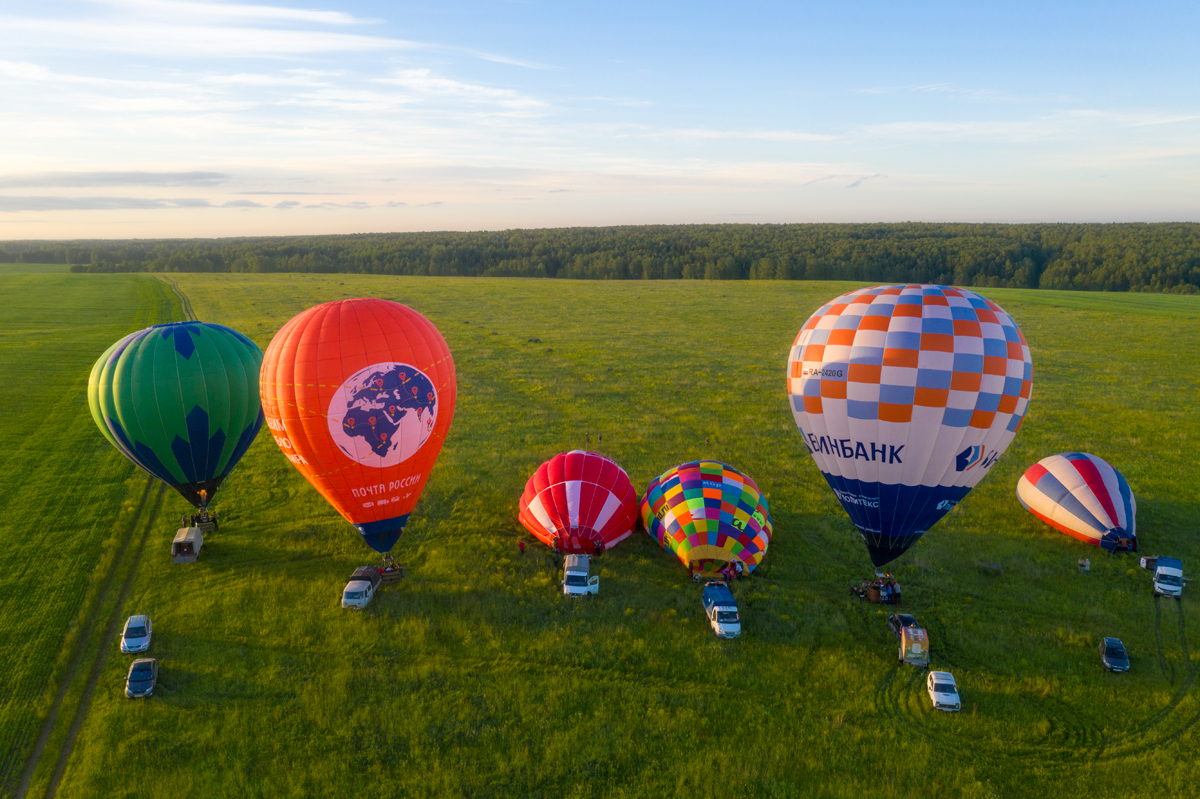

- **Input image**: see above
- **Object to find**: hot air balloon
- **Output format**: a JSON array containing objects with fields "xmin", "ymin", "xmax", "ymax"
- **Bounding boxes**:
[
  {"xmin": 88, "ymin": 321, "xmax": 264, "ymax": 509},
  {"xmin": 518, "ymin": 451, "xmax": 638, "ymax": 554},
  {"xmin": 1017, "ymin": 453, "xmax": 1136, "ymax": 552},
  {"xmin": 787, "ymin": 284, "xmax": 1033, "ymax": 566},
  {"xmin": 259, "ymin": 298, "xmax": 456, "ymax": 554},
  {"xmin": 640, "ymin": 461, "xmax": 772, "ymax": 577}
]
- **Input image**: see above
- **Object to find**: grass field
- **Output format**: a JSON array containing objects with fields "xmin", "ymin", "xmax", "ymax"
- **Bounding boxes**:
[{"xmin": 3, "ymin": 274, "xmax": 1199, "ymax": 798}]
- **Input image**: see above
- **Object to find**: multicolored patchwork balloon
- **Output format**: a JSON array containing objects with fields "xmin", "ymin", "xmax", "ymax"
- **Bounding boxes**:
[
  {"xmin": 88, "ymin": 322, "xmax": 264, "ymax": 508},
  {"xmin": 640, "ymin": 461, "xmax": 772, "ymax": 575},
  {"xmin": 1017, "ymin": 452, "xmax": 1136, "ymax": 552},
  {"xmin": 518, "ymin": 451, "xmax": 638, "ymax": 554},
  {"xmin": 260, "ymin": 299, "xmax": 456, "ymax": 553},
  {"xmin": 787, "ymin": 285, "xmax": 1033, "ymax": 566}
]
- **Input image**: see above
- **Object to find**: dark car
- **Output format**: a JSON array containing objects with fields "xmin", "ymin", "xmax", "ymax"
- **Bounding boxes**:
[
  {"xmin": 1099, "ymin": 637, "xmax": 1129, "ymax": 673},
  {"xmin": 887, "ymin": 614, "xmax": 919, "ymax": 639},
  {"xmin": 125, "ymin": 658, "xmax": 158, "ymax": 698}
]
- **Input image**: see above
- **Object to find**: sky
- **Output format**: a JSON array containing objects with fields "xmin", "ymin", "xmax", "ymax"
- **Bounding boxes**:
[{"xmin": 1, "ymin": 0, "xmax": 1198, "ymax": 239}]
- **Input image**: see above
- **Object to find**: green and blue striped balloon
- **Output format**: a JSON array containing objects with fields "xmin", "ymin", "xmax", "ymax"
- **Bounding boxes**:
[{"xmin": 88, "ymin": 322, "xmax": 264, "ymax": 508}]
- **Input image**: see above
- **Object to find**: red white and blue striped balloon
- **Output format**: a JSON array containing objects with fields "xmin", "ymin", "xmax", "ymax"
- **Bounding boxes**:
[{"xmin": 1016, "ymin": 453, "xmax": 1136, "ymax": 552}]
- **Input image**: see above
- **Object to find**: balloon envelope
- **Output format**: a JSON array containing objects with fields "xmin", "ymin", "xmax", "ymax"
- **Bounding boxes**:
[
  {"xmin": 88, "ymin": 321, "xmax": 264, "ymax": 507},
  {"xmin": 640, "ymin": 461, "xmax": 772, "ymax": 574},
  {"xmin": 787, "ymin": 284, "xmax": 1033, "ymax": 566},
  {"xmin": 1017, "ymin": 452, "xmax": 1136, "ymax": 552},
  {"xmin": 260, "ymin": 298, "xmax": 456, "ymax": 553},
  {"xmin": 518, "ymin": 451, "xmax": 638, "ymax": 554}
]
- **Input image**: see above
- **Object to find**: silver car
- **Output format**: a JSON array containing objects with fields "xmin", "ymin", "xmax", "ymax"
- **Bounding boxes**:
[
  {"xmin": 125, "ymin": 658, "xmax": 158, "ymax": 698},
  {"xmin": 120, "ymin": 615, "xmax": 153, "ymax": 654}
]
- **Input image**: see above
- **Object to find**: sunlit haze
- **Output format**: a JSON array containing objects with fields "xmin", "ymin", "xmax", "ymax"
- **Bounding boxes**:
[{"xmin": 2, "ymin": 0, "xmax": 1198, "ymax": 238}]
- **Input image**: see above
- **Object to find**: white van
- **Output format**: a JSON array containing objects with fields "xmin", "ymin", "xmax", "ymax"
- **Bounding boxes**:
[{"xmin": 562, "ymin": 554, "xmax": 599, "ymax": 596}]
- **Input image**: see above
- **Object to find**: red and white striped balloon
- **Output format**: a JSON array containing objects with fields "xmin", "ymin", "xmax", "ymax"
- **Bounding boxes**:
[{"xmin": 518, "ymin": 451, "xmax": 638, "ymax": 554}]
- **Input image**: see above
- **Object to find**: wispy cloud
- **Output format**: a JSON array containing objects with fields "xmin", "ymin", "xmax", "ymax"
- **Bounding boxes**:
[
  {"xmin": 0, "ymin": 171, "xmax": 230, "ymax": 188},
  {"xmin": 0, "ymin": 195, "xmax": 219, "ymax": 212},
  {"xmin": 91, "ymin": 0, "xmax": 378, "ymax": 26},
  {"xmin": 620, "ymin": 127, "xmax": 838, "ymax": 142},
  {"xmin": 374, "ymin": 69, "xmax": 546, "ymax": 111},
  {"xmin": 847, "ymin": 173, "xmax": 883, "ymax": 188}
]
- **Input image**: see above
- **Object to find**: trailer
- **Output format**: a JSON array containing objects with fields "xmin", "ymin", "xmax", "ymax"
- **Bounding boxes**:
[{"xmin": 171, "ymin": 527, "xmax": 203, "ymax": 564}]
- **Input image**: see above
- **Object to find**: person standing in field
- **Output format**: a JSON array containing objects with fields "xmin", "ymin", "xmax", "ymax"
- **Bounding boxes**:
[{"xmin": 518, "ymin": 539, "xmax": 526, "ymax": 555}]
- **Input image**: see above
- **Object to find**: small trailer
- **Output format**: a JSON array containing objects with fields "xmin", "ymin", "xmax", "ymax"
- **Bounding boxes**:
[
  {"xmin": 172, "ymin": 527, "xmax": 203, "ymax": 564},
  {"xmin": 900, "ymin": 627, "xmax": 930, "ymax": 666}
]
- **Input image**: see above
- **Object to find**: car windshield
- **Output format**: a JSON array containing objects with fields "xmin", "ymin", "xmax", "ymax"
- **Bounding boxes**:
[
  {"xmin": 1158, "ymin": 574, "xmax": 1182, "ymax": 586},
  {"xmin": 565, "ymin": 574, "xmax": 588, "ymax": 586},
  {"xmin": 1106, "ymin": 646, "xmax": 1126, "ymax": 658},
  {"xmin": 131, "ymin": 666, "xmax": 153, "ymax": 677},
  {"xmin": 934, "ymin": 683, "xmax": 957, "ymax": 694},
  {"xmin": 344, "ymin": 592, "xmax": 363, "ymax": 600},
  {"xmin": 125, "ymin": 627, "xmax": 146, "ymax": 639},
  {"xmin": 717, "ymin": 611, "xmax": 739, "ymax": 623}
]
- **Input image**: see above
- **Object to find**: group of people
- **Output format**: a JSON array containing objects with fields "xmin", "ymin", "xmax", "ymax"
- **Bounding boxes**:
[{"xmin": 850, "ymin": 576, "xmax": 901, "ymax": 604}]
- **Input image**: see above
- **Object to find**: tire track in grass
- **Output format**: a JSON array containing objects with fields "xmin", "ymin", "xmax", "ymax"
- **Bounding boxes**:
[
  {"xmin": 40, "ymin": 484, "xmax": 167, "ymax": 799},
  {"xmin": 1154, "ymin": 597, "xmax": 1173, "ymax": 683},
  {"xmin": 156, "ymin": 275, "xmax": 197, "ymax": 321},
  {"xmin": 13, "ymin": 479, "xmax": 154, "ymax": 799}
]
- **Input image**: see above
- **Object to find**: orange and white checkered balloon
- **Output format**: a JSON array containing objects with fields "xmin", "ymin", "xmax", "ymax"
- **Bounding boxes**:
[{"xmin": 787, "ymin": 284, "xmax": 1033, "ymax": 566}]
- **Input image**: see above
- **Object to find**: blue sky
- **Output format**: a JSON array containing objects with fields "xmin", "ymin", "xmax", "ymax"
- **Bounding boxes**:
[{"xmin": 1, "ymin": 0, "xmax": 1197, "ymax": 238}]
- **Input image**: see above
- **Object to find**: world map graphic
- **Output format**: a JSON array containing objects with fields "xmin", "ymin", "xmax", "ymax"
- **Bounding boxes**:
[{"xmin": 326, "ymin": 362, "xmax": 438, "ymax": 468}]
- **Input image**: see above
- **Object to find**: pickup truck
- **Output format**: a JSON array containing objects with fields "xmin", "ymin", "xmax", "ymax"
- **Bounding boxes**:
[
  {"xmin": 342, "ymin": 566, "xmax": 381, "ymax": 609},
  {"xmin": 1142, "ymin": 556, "xmax": 1185, "ymax": 599},
  {"xmin": 562, "ymin": 554, "xmax": 599, "ymax": 596},
  {"xmin": 702, "ymin": 581, "xmax": 741, "ymax": 639}
]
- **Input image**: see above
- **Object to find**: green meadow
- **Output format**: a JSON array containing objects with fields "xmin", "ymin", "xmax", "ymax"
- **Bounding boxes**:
[{"xmin": 2, "ymin": 273, "xmax": 1198, "ymax": 799}]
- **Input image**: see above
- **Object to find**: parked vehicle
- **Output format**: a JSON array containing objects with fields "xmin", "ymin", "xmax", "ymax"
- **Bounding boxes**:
[
  {"xmin": 926, "ymin": 671, "xmax": 961, "ymax": 712},
  {"xmin": 562, "ymin": 554, "xmax": 599, "ymax": 596},
  {"xmin": 172, "ymin": 527, "xmax": 204, "ymax": 563},
  {"xmin": 1100, "ymin": 637, "xmax": 1130, "ymax": 672},
  {"xmin": 899, "ymin": 626, "xmax": 929, "ymax": 666},
  {"xmin": 701, "ymin": 581, "xmax": 741, "ymax": 639},
  {"xmin": 342, "ymin": 566, "xmax": 381, "ymax": 609},
  {"xmin": 125, "ymin": 658, "xmax": 158, "ymax": 698},
  {"xmin": 120, "ymin": 615, "xmax": 153, "ymax": 654},
  {"xmin": 1141, "ymin": 556, "xmax": 1184, "ymax": 599},
  {"xmin": 887, "ymin": 613, "xmax": 919, "ymax": 639}
]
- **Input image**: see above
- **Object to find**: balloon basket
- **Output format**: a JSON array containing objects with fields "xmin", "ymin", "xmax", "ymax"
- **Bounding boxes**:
[{"xmin": 379, "ymin": 555, "xmax": 404, "ymax": 585}]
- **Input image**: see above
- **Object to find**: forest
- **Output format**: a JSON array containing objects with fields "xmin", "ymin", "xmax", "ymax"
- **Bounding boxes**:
[{"xmin": 3, "ymin": 222, "xmax": 1199, "ymax": 292}]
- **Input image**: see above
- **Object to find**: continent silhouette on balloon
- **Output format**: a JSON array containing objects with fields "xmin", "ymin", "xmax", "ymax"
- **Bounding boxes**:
[{"xmin": 328, "ymin": 362, "xmax": 438, "ymax": 467}]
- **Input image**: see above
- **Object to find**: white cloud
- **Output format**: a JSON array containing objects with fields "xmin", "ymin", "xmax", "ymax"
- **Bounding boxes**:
[
  {"xmin": 90, "ymin": 0, "xmax": 376, "ymax": 26},
  {"xmin": 0, "ymin": 17, "xmax": 415, "ymax": 58}
]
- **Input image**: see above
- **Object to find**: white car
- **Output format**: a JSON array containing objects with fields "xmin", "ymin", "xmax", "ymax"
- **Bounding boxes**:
[
  {"xmin": 120, "ymin": 615, "xmax": 153, "ymax": 654},
  {"xmin": 926, "ymin": 671, "xmax": 961, "ymax": 712}
]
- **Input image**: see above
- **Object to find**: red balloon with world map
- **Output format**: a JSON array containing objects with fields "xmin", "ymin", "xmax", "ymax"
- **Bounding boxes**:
[{"xmin": 260, "ymin": 298, "xmax": 456, "ymax": 552}]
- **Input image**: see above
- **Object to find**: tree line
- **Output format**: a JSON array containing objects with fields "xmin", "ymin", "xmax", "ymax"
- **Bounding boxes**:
[{"xmin": 3, "ymin": 222, "xmax": 1199, "ymax": 292}]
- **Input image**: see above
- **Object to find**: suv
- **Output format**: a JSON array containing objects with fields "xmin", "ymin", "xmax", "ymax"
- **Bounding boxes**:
[
  {"xmin": 120, "ymin": 615, "xmax": 153, "ymax": 654},
  {"xmin": 1100, "ymin": 637, "xmax": 1130, "ymax": 672},
  {"xmin": 887, "ymin": 613, "xmax": 918, "ymax": 639},
  {"xmin": 926, "ymin": 671, "xmax": 961, "ymax": 712}
]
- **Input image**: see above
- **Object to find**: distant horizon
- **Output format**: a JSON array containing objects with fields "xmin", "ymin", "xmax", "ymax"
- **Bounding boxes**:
[
  {"xmin": 2, "ymin": 0, "xmax": 1198, "ymax": 239},
  {"xmin": 6, "ymin": 218, "xmax": 1200, "ymax": 245}
]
